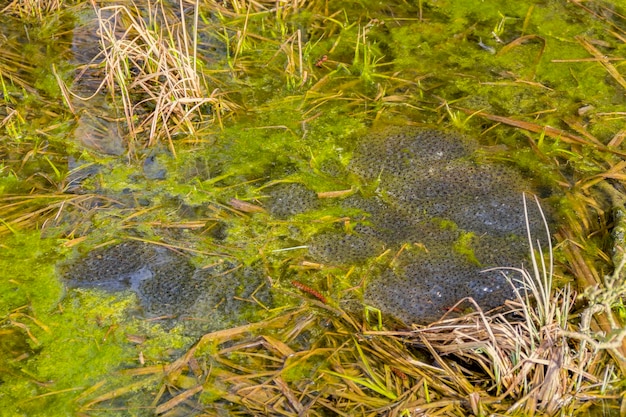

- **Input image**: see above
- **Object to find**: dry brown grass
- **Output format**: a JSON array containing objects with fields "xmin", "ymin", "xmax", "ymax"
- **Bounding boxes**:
[
  {"xmin": 186, "ymin": 0, "xmax": 307, "ymax": 18},
  {"xmin": 66, "ymin": 1, "xmax": 240, "ymax": 154},
  {"xmin": 1, "ymin": 0, "xmax": 62, "ymax": 20},
  {"xmin": 0, "ymin": 193, "xmax": 114, "ymax": 237},
  {"xmin": 79, "ymin": 299, "xmax": 620, "ymax": 416}
]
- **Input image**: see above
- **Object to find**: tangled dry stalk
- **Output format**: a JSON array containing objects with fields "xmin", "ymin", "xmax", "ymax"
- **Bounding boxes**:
[
  {"xmin": 1, "ymin": 0, "xmax": 61, "ymax": 20},
  {"xmin": 67, "ymin": 1, "xmax": 240, "ymax": 154}
]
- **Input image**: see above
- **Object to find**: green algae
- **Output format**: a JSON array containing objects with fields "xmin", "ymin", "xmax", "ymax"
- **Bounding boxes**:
[
  {"xmin": 453, "ymin": 231, "xmax": 481, "ymax": 267},
  {"xmin": 0, "ymin": 232, "xmax": 201, "ymax": 416},
  {"xmin": 0, "ymin": 233, "xmax": 124, "ymax": 415}
]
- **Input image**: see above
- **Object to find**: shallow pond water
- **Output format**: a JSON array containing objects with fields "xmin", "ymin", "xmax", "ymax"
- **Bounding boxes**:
[{"xmin": 2, "ymin": 0, "xmax": 626, "ymax": 415}]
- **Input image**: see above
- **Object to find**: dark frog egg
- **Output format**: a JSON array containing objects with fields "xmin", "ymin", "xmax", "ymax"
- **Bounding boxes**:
[
  {"xmin": 59, "ymin": 241, "xmax": 201, "ymax": 317},
  {"xmin": 59, "ymin": 240, "xmax": 274, "ymax": 332},
  {"xmin": 134, "ymin": 258, "xmax": 201, "ymax": 316},
  {"xmin": 308, "ymin": 231, "xmax": 385, "ymax": 265},
  {"xmin": 347, "ymin": 126, "xmax": 476, "ymax": 181}
]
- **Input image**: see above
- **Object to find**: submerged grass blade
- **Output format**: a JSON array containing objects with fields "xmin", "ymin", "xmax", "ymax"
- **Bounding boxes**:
[{"xmin": 323, "ymin": 369, "xmax": 397, "ymax": 400}]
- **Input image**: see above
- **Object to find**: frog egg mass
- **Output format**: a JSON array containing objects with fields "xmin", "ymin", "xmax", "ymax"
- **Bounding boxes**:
[{"xmin": 309, "ymin": 127, "xmax": 550, "ymax": 323}]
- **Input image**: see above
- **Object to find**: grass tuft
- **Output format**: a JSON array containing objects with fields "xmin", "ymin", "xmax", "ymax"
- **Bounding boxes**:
[
  {"xmin": 1, "ymin": 0, "xmax": 62, "ymax": 20},
  {"xmin": 69, "ymin": 1, "xmax": 240, "ymax": 153}
]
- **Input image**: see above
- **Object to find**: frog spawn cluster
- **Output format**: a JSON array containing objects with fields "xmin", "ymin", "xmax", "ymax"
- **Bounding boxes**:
[
  {"xmin": 264, "ymin": 183, "xmax": 320, "ymax": 219},
  {"xmin": 59, "ymin": 241, "xmax": 270, "ymax": 334},
  {"xmin": 269, "ymin": 127, "xmax": 548, "ymax": 324}
]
